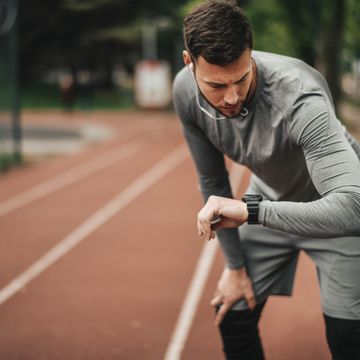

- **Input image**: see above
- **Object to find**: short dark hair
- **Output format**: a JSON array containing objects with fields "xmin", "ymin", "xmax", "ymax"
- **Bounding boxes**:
[{"xmin": 183, "ymin": 0, "xmax": 253, "ymax": 65}]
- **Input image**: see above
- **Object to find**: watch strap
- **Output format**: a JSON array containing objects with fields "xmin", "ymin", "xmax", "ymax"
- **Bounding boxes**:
[{"xmin": 241, "ymin": 194, "xmax": 263, "ymax": 224}]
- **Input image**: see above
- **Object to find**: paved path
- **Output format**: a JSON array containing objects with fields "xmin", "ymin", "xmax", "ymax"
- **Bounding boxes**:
[{"xmin": 0, "ymin": 110, "xmax": 338, "ymax": 359}]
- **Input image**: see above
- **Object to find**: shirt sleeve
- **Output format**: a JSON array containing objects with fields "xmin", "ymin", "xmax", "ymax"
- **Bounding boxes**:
[
  {"xmin": 259, "ymin": 93, "xmax": 360, "ymax": 238},
  {"xmin": 173, "ymin": 75, "xmax": 245, "ymax": 269}
]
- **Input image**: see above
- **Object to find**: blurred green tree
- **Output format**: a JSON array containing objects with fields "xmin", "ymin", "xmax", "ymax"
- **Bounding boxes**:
[
  {"xmin": 17, "ymin": 0, "xmax": 359, "ymax": 111},
  {"xmin": 345, "ymin": 0, "xmax": 360, "ymax": 58},
  {"xmin": 278, "ymin": 0, "xmax": 346, "ymax": 112},
  {"xmin": 18, "ymin": 0, "xmax": 184, "ymax": 85}
]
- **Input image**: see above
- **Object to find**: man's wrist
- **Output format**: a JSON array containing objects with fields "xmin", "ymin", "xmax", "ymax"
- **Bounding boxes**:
[{"xmin": 226, "ymin": 266, "xmax": 246, "ymax": 274}]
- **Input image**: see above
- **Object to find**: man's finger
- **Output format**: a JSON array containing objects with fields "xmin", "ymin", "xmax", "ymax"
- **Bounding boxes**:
[
  {"xmin": 210, "ymin": 294, "xmax": 222, "ymax": 307},
  {"xmin": 197, "ymin": 217, "xmax": 208, "ymax": 239},
  {"xmin": 214, "ymin": 302, "xmax": 231, "ymax": 326},
  {"xmin": 210, "ymin": 217, "xmax": 221, "ymax": 230},
  {"xmin": 198, "ymin": 205, "xmax": 217, "ymax": 239},
  {"xmin": 245, "ymin": 288, "xmax": 256, "ymax": 310},
  {"xmin": 246, "ymin": 294, "xmax": 256, "ymax": 310},
  {"xmin": 197, "ymin": 219, "xmax": 203, "ymax": 236},
  {"xmin": 209, "ymin": 230, "xmax": 216, "ymax": 240}
]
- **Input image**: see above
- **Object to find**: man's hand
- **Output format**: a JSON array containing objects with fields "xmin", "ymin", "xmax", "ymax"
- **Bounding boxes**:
[
  {"xmin": 211, "ymin": 267, "xmax": 255, "ymax": 326},
  {"xmin": 197, "ymin": 195, "xmax": 248, "ymax": 241}
]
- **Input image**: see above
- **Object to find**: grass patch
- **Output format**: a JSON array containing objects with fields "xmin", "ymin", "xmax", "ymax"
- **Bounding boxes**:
[
  {"xmin": 20, "ymin": 82, "xmax": 135, "ymax": 110},
  {"xmin": 0, "ymin": 152, "xmax": 22, "ymax": 173}
]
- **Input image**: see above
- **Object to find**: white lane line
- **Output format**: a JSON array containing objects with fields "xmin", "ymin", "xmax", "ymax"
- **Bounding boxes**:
[
  {"xmin": 164, "ymin": 164, "xmax": 245, "ymax": 360},
  {"xmin": 0, "ymin": 139, "xmax": 144, "ymax": 217},
  {"xmin": 164, "ymin": 240, "xmax": 219, "ymax": 360},
  {"xmin": 0, "ymin": 144, "xmax": 188, "ymax": 306}
]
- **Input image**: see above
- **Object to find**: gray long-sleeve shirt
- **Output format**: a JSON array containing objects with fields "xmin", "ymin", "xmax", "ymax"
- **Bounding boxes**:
[{"xmin": 173, "ymin": 51, "xmax": 360, "ymax": 269}]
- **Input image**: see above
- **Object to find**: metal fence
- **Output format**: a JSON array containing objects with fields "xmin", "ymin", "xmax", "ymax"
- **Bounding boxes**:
[{"xmin": 0, "ymin": 0, "xmax": 21, "ymax": 171}]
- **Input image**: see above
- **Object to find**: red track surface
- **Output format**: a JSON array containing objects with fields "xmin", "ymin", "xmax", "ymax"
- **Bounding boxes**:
[{"xmin": 0, "ymin": 111, "xmax": 331, "ymax": 359}]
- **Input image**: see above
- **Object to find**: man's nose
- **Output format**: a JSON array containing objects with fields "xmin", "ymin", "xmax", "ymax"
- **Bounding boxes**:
[{"xmin": 224, "ymin": 86, "xmax": 239, "ymax": 105}]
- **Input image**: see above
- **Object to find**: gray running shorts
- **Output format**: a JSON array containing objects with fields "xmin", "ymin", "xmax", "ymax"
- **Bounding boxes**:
[{"xmin": 230, "ymin": 224, "xmax": 360, "ymax": 320}]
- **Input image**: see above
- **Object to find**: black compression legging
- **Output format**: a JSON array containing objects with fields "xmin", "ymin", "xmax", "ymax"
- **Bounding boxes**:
[
  {"xmin": 217, "ymin": 301, "xmax": 266, "ymax": 360},
  {"xmin": 324, "ymin": 315, "xmax": 360, "ymax": 360},
  {"xmin": 217, "ymin": 302, "xmax": 360, "ymax": 360}
]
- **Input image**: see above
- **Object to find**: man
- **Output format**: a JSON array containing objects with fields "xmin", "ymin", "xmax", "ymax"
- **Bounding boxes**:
[{"xmin": 173, "ymin": 1, "xmax": 360, "ymax": 359}]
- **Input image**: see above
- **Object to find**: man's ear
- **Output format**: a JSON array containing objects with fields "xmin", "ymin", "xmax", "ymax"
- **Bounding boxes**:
[{"xmin": 182, "ymin": 50, "xmax": 193, "ymax": 67}]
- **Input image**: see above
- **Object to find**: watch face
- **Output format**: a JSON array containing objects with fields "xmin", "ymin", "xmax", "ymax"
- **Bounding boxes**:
[{"xmin": 242, "ymin": 194, "xmax": 263, "ymax": 202}]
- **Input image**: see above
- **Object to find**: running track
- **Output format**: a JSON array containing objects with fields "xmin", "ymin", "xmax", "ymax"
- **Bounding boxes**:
[{"xmin": 0, "ymin": 111, "xmax": 331, "ymax": 359}]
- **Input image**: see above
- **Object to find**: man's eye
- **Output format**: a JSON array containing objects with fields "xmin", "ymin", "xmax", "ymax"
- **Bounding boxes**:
[
  {"xmin": 235, "ymin": 76, "xmax": 248, "ymax": 85},
  {"xmin": 209, "ymin": 84, "xmax": 225, "ymax": 89}
]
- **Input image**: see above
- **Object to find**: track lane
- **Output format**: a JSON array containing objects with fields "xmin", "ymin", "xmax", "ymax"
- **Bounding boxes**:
[
  {"xmin": 0, "ymin": 139, "xmax": 145, "ymax": 217},
  {"xmin": 0, "ymin": 144, "xmax": 188, "ymax": 306},
  {"xmin": 0, "ymin": 117, "xmax": 183, "ymax": 287},
  {"xmin": 0, "ymin": 155, "xmax": 203, "ymax": 360},
  {"xmin": 0, "ymin": 111, "xmax": 176, "ymax": 201}
]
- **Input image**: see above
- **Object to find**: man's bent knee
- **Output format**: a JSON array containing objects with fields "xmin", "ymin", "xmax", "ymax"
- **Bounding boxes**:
[{"xmin": 217, "ymin": 301, "xmax": 266, "ymax": 360}]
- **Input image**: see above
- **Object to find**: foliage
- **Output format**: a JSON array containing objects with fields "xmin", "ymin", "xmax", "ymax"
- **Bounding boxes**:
[
  {"xmin": 16, "ymin": 0, "xmax": 360, "ymax": 110},
  {"xmin": 0, "ymin": 152, "xmax": 22, "ymax": 173},
  {"xmin": 17, "ymin": 0, "xmax": 184, "ymax": 83},
  {"xmin": 244, "ymin": 0, "xmax": 296, "ymax": 57},
  {"xmin": 20, "ymin": 82, "xmax": 134, "ymax": 110},
  {"xmin": 344, "ymin": 0, "xmax": 360, "ymax": 58}
]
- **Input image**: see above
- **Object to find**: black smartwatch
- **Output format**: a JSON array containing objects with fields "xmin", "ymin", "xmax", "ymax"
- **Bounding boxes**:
[{"xmin": 241, "ymin": 194, "xmax": 263, "ymax": 224}]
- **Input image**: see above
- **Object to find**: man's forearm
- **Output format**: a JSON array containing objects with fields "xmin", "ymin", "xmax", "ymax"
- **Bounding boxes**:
[
  {"xmin": 200, "ymin": 184, "xmax": 245, "ymax": 269},
  {"xmin": 259, "ymin": 192, "xmax": 360, "ymax": 238},
  {"xmin": 216, "ymin": 228, "xmax": 245, "ymax": 269}
]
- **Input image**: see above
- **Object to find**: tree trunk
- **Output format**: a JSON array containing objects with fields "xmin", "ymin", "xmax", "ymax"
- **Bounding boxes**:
[
  {"xmin": 280, "ymin": 0, "xmax": 321, "ymax": 67},
  {"xmin": 323, "ymin": 0, "xmax": 345, "ymax": 115}
]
